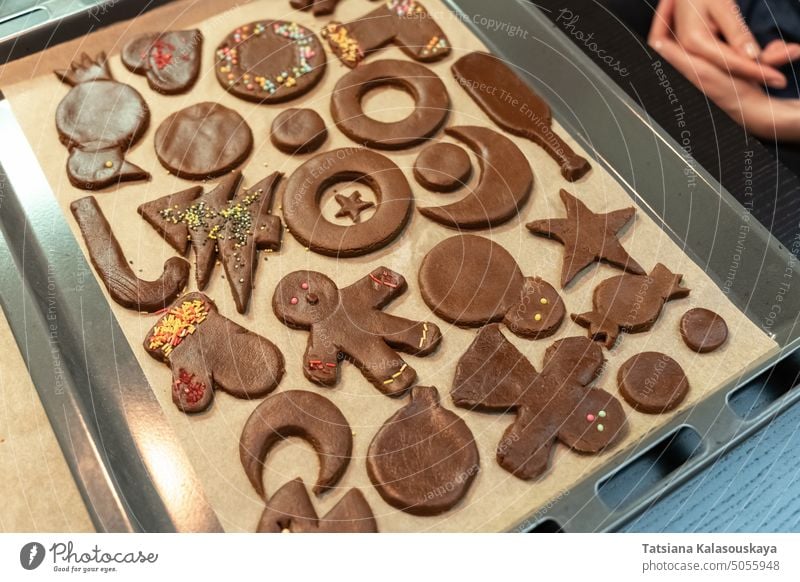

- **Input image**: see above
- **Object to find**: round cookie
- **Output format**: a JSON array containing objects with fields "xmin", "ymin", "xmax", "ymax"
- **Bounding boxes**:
[
  {"xmin": 331, "ymin": 59, "xmax": 450, "ymax": 150},
  {"xmin": 617, "ymin": 352, "xmax": 690, "ymax": 414},
  {"xmin": 215, "ymin": 20, "xmax": 326, "ymax": 104},
  {"xmin": 419, "ymin": 234, "xmax": 565, "ymax": 339},
  {"xmin": 680, "ymin": 308, "xmax": 728, "ymax": 353},
  {"xmin": 282, "ymin": 148, "xmax": 413, "ymax": 256},
  {"xmin": 154, "ymin": 102, "xmax": 253, "ymax": 179},
  {"xmin": 414, "ymin": 143, "xmax": 471, "ymax": 192},
  {"xmin": 367, "ymin": 386, "xmax": 479, "ymax": 516},
  {"xmin": 270, "ymin": 108, "xmax": 328, "ymax": 154}
]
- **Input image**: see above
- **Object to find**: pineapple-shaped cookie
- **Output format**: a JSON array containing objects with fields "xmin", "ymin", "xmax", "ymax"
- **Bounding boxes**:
[{"xmin": 55, "ymin": 52, "xmax": 150, "ymax": 190}]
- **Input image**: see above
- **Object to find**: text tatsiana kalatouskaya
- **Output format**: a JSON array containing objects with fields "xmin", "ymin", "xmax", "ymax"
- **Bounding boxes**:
[{"xmin": 642, "ymin": 543, "xmax": 777, "ymax": 557}]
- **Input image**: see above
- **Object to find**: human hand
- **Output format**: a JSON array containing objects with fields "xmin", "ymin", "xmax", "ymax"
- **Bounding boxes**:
[
  {"xmin": 650, "ymin": 18, "xmax": 800, "ymax": 141},
  {"xmin": 653, "ymin": 0, "xmax": 800, "ymax": 89}
]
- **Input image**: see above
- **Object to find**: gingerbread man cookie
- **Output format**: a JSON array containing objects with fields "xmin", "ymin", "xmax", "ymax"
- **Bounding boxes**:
[
  {"xmin": 452, "ymin": 325, "xmax": 626, "ymax": 479},
  {"xmin": 272, "ymin": 267, "xmax": 442, "ymax": 396},
  {"xmin": 144, "ymin": 293, "xmax": 284, "ymax": 413}
]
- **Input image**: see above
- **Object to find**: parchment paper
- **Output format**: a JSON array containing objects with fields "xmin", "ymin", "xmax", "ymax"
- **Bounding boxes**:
[{"xmin": 0, "ymin": 0, "xmax": 777, "ymax": 532}]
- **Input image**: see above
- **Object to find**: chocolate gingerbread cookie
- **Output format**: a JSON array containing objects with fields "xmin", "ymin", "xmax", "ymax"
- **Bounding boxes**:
[
  {"xmin": 453, "ymin": 51, "xmax": 591, "ymax": 182},
  {"xmin": 258, "ymin": 478, "xmax": 377, "ymax": 533},
  {"xmin": 452, "ymin": 325, "xmax": 626, "ymax": 479},
  {"xmin": 367, "ymin": 386, "xmax": 479, "ymax": 516},
  {"xmin": 121, "ymin": 30, "xmax": 203, "ymax": 94},
  {"xmin": 290, "ymin": 0, "xmax": 341, "ymax": 16},
  {"xmin": 419, "ymin": 235, "xmax": 565, "ymax": 339},
  {"xmin": 154, "ymin": 102, "xmax": 253, "ymax": 179},
  {"xmin": 418, "ymin": 126, "xmax": 533, "ymax": 229},
  {"xmin": 282, "ymin": 148, "xmax": 413, "ymax": 256},
  {"xmin": 573, "ymin": 264, "xmax": 691, "ymax": 348},
  {"xmin": 55, "ymin": 52, "xmax": 149, "ymax": 189},
  {"xmin": 272, "ymin": 267, "xmax": 442, "ymax": 396},
  {"xmin": 617, "ymin": 352, "xmax": 690, "ymax": 413},
  {"xmin": 527, "ymin": 189, "xmax": 644, "ymax": 287},
  {"xmin": 331, "ymin": 59, "xmax": 450, "ymax": 150},
  {"xmin": 70, "ymin": 196, "xmax": 189, "ymax": 312},
  {"xmin": 138, "ymin": 171, "xmax": 283, "ymax": 313},
  {"xmin": 270, "ymin": 108, "xmax": 328, "ymax": 154},
  {"xmin": 144, "ymin": 293, "xmax": 284, "ymax": 413},
  {"xmin": 322, "ymin": 0, "xmax": 450, "ymax": 68},
  {"xmin": 215, "ymin": 21, "xmax": 326, "ymax": 103},
  {"xmin": 240, "ymin": 390, "xmax": 352, "ymax": 498},
  {"xmin": 414, "ymin": 142, "xmax": 472, "ymax": 193},
  {"xmin": 680, "ymin": 308, "xmax": 728, "ymax": 353}
]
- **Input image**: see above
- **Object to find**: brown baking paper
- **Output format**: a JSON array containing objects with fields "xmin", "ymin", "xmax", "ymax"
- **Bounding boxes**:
[{"xmin": 0, "ymin": 0, "xmax": 777, "ymax": 532}]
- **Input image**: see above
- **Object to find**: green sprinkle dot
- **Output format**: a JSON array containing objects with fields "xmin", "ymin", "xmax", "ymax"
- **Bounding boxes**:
[
  {"xmin": 598, "ymin": 410, "xmax": 607, "ymax": 418},
  {"xmin": 597, "ymin": 424, "xmax": 605, "ymax": 432}
]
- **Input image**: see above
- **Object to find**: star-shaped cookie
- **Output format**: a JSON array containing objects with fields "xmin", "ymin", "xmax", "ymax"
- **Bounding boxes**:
[
  {"xmin": 335, "ymin": 191, "xmax": 374, "ymax": 223},
  {"xmin": 526, "ymin": 189, "xmax": 644, "ymax": 287}
]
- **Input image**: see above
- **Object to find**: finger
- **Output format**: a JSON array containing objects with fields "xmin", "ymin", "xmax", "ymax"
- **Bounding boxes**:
[
  {"xmin": 649, "ymin": 0, "xmax": 676, "ymax": 45},
  {"xmin": 760, "ymin": 40, "xmax": 800, "ymax": 67},
  {"xmin": 709, "ymin": 0, "xmax": 760, "ymax": 59},
  {"xmin": 682, "ymin": 34, "xmax": 787, "ymax": 88}
]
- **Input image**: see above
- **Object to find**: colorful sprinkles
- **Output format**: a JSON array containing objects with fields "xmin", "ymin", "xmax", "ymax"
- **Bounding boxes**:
[
  {"xmin": 586, "ymin": 409, "xmax": 608, "ymax": 432},
  {"xmin": 148, "ymin": 299, "xmax": 209, "ymax": 357},
  {"xmin": 217, "ymin": 21, "xmax": 319, "ymax": 96}
]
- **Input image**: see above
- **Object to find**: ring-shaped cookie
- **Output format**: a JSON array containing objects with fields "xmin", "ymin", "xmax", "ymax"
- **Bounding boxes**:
[
  {"xmin": 282, "ymin": 148, "xmax": 413, "ymax": 256},
  {"xmin": 215, "ymin": 20, "xmax": 327, "ymax": 104},
  {"xmin": 331, "ymin": 59, "xmax": 450, "ymax": 150}
]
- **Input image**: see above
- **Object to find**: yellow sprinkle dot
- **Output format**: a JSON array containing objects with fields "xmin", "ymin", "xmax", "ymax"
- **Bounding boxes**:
[
  {"xmin": 534, "ymin": 313, "xmax": 542, "ymax": 321},
  {"xmin": 104, "ymin": 161, "xmax": 114, "ymax": 168},
  {"xmin": 540, "ymin": 298, "xmax": 548, "ymax": 305}
]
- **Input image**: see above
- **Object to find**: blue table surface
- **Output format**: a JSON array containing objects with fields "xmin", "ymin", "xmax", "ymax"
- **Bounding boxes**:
[{"xmin": 623, "ymin": 398, "xmax": 800, "ymax": 533}]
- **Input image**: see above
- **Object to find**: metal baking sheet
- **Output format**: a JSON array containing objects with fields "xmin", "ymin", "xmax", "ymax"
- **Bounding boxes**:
[{"xmin": 0, "ymin": 0, "xmax": 798, "ymax": 533}]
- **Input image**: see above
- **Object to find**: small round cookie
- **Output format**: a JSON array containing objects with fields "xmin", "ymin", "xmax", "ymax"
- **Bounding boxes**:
[
  {"xmin": 215, "ymin": 21, "xmax": 326, "ymax": 104},
  {"xmin": 271, "ymin": 108, "xmax": 328, "ymax": 154},
  {"xmin": 413, "ymin": 143, "xmax": 472, "ymax": 192},
  {"xmin": 680, "ymin": 308, "xmax": 728, "ymax": 353},
  {"xmin": 617, "ymin": 352, "xmax": 689, "ymax": 414},
  {"xmin": 331, "ymin": 59, "xmax": 450, "ymax": 150},
  {"xmin": 282, "ymin": 148, "xmax": 413, "ymax": 256},
  {"xmin": 154, "ymin": 102, "xmax": 253, "ymax": 179}
]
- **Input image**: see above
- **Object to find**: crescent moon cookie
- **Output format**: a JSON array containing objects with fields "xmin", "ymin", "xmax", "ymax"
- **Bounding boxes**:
[
  {"xmin": 413, "ymin": 142, "xmax": 472, "ymax": 193},
  {"xmin": 419, "ymin": 235, "xmax": 566, "ymax": 339},
  {"xmin": 55, "ymin": 52, "xmax": 149, "ymax": 190},
  {"xmin": 282, "ymin": 148, "xmax": 413, "ymax": 256},
  {"xmin": 680, "ymin": 308, "xmax": 728, "ymax": 353},
  {"xmin": 452, "ymin": 325, "xmax": 626, "ymax": 480},
  {"xmin": 215, "ymin": 21, "xmax": 326, "ymax": 104},
  {"xmin": 526, "ymin": 189, "xmax": 645, "ymax": 288},
  {"xmin": 331, "ymin": 59, "xmax": 450, "ymax": 150},
  {"xmin": 617, "ymin": 352, "xmax": 690, "ymax": 414},
  {"xmin": 138, "ymin": 171, "xmax": 283, "ymax": 314},
  {"xmin": 322, "ymin": 0, "xmax": 450, "ymax": 68},
  {"xmin": 367, "ymin": 386, "xmax": 479, "ymax": 516},
  {"xmin": 154, "ymin": 102, "xmax": 253, "ymax": 180},
  {"xmin": 272, "ymin": 267, "xmax": 442, "ymax": 397},
  {"xmin": 121, "ymin": 30, "xmax": 203, "ymax": 94},
  {"xmin": 240, "ymin": 390, "xmax": 353, "ymax": 498},
  {"xmin": 144, "ymin": 292, "xmax": 285, "ymax": 413},
  {"xmin": 418, "ymin": 126, "xmax": 533, "ymax": 229},
  {"xmin": 257, "ymin": 478, "xmax": 377, "ymax": 533},
  {"xmin": 70, "ymin": 196, "xmax": 190, "ymax": 313},
  {"xmin": 270, "ymin": 108, "xmax": 328, "ymax": 154},
  {"xmin": 572, "ymin": 264, "xmax": 691, "ymax": 349}
]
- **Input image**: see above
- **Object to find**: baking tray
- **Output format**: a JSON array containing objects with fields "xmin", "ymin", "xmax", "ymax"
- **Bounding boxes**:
[{"xmin": 0, "ymin": 0, "xmax": 799, "ymax": 532}]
